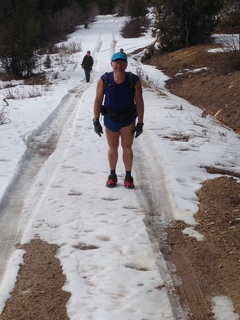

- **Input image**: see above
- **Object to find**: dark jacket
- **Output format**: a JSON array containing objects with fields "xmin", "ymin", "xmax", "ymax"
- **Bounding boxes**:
[{"xmin": 81, "ymin": 55, "xmax": 93, "ymax": 69}]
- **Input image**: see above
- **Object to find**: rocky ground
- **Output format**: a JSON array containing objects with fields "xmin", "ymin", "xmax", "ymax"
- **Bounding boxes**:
[{"xmin": 0, "ymin": 44, "xmax": 240, "ymax": 320}]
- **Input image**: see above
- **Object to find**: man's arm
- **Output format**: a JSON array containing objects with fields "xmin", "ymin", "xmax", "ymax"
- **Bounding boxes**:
[
  {"xmin": 134, "ymin": 80, "xmax": 144, "ymax": 124},
  {"xmin": 81, "ymin": 56, "xmax": 85, "ymax": 68},
  {"xmin": 93, "ymin": 79, "xmax": 104, "ymax": 137},
  {"xmin": 93, "ymin": 79, "xmax": 104, "ymax": 119}
]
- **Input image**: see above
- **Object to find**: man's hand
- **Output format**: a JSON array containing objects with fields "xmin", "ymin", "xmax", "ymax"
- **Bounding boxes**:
[
  {"xmin": 133, "ymin": 123, "xmax": 144, "ymax": 138},
  {"xmin": 93, "ymin": 118, "xmax": 103, "ymax": 137}
]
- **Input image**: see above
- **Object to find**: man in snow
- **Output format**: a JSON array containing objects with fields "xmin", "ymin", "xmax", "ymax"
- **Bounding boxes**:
[
  {"xmin": 81, "ymin": 51, "xmax": 93, "ymax": 82},
  {"xmin": 93, "ymin": 52, "xmax": 144, "ymax": 189}
]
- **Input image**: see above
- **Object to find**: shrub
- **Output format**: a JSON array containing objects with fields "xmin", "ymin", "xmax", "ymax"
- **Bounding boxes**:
[
  {"xmin": 121, "ymin": 17, "xmax": 150, "ymax": 38},
  {"xmin": 44, "ymin": 55, "xmax": 52, "ymax": 69},
  {"xmin": 0, "ymin": 105, "xmax": 11, "ymax": 125}
]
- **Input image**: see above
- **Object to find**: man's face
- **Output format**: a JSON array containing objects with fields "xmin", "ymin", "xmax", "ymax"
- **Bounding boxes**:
[{"xmin": 111, "ymin": 60, "xmax": 127, "ymax": 72}]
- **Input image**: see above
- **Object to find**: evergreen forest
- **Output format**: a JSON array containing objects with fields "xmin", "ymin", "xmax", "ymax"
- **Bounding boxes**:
[{"xmin": 0, "ymin": 0, "xmax": 239, "ymax": 77}]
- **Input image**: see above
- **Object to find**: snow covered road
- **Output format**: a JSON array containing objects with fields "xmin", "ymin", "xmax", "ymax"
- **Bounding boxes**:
[
  {"xmin": 1, "ymin": 14, "xmax": 239, "ymax": 319},
  {"xmin": 6, "ymin": 82, "xmax": 184, "ymax": 319},
  {"xmin": 0, "ymin": 85, "xmax": 87, "ymax": 281},
  {"xmin": 0, "ymin": 15, "xmax": 186, "ymax": 319}
]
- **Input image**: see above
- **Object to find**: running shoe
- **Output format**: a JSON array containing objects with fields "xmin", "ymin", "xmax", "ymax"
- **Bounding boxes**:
[
  {"xmin": 106, "ymin": 174, "xmax": 117, "ymax": 188},
  {"xmin": 124, "ymin": 176, "xmax": 134, "ymax": 189}
]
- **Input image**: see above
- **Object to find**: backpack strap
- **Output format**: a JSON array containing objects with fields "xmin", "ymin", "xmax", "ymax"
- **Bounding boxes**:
[
  {"xmin": 103, "ymin": 72, "xmax": 135, "ymax": 92},
  {"xmin": 103, "ymin": 72, "xmax": 109, "ymax": 91},
  {"xmin": 128, "ymin": 72, "xmax": 134, "ymax": 90}
]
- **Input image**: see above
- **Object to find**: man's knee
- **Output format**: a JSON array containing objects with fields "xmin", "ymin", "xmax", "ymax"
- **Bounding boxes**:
[{"xmin": 122, "ymin": 146, "xmax": 133, "ymax": 154}]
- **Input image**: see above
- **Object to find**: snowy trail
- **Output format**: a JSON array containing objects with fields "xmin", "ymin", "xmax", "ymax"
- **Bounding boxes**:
[
  {"xmin": 0, "ymin": 16, "xmax": 187, "ymax": 319},
  {"xmin": 0, "ymin": 85, "xmax": 88, "ymax": 282},
  {"xmin": 92, "ymin": 15, "xmax": 123, "ymax": 74},
  {"xmin": 0, "ymin": 13, "xmax": 124, "ymax": 288},
  {"xmin": 133, "ymin": 130, "xmax": 186, "ymax": 318},
  {"xmin": 1, "ymin": 14, "xmax": 240, "ymax": 320},
  {"xmin": 12, "ymin": 82, "xmax": 185, "ymax": 319}
]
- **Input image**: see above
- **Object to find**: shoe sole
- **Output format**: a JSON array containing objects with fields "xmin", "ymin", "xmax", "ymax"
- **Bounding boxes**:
[
  {"xmin": 124, "ymin": 183, "xmax": 134, "ymax": 189},
  {"xmin": 106, "ymin": 183, "xmax": 117, "ymax": 188}
]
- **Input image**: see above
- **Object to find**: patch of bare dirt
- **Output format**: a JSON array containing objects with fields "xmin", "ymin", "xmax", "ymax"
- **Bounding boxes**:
[
  {"xmin": 0, "ymin": 44, "xmax": 240, "ymax": 320},
  {"xmin": 0, "ymin": 239, "xmax": 70, "ymax": 320}
]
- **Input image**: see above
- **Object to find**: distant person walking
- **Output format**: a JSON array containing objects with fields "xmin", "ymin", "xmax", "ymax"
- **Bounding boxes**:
[
  {"xmin": 81, "ymin": 51, "xmax": 93, "ymax": 82},
  {"xmin": 93, "ymin": 52, "xmax": 144, "ymax": 189}
]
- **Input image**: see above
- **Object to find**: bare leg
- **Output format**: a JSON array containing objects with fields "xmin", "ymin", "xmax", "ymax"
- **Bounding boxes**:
[
  {"xmin": 105, "ymin": 127, "xmax": 120, "ymax": 171},
  {"xmin": 120, "ymin": 122, "xmax": 135, "ymax": 172}
]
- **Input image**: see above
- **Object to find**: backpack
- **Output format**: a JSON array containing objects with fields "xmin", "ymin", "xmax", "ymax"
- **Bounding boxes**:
[
  {"xmin": 101, "ymin": 72, "xmax": 136, "ymax": 118},
  {"xmin": 103, "ymin": 72, "xmax": 135, "ymax": 92}
]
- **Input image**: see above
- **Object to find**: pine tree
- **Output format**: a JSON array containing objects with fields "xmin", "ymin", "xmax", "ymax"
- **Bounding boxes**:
[
  {"xmin": 0, "ymin": 0, "xmax": 42, "ymax": 76},
  {"xmin": 218, "ymin": 0, "xmax": 240, "ymax": 33},
  {"xmin": 95, "ymin": 0, "xmax": 116, "ymax": 14},
  {"xmin": 0, "ymin": 0, "xmax": 96, "ymax": 76},
  {"xmin": 152, "ymin": 0, "xmax": 224, "ymax": 52},
  {"xmin": 127, "ymin": 0, "xmax": 148, "ymax": 18}
]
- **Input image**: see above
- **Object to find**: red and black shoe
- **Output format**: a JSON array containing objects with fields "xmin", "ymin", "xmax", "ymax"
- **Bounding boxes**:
[
  {"xmin": 124, "ymin": 176, "xmax": 134, "ymax": 189},
  {"xmin": 106, "ymin": 174, "xmax": 117, "ymax": 188}
]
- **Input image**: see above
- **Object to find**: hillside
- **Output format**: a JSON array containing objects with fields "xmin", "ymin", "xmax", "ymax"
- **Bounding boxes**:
[
  {"xmin": 145, "ymin": 44, "xmax": 240, "ymax": 134},
  {"xmin": 145, "ymin": 45, "xmax": 240, "ymax": 319}
]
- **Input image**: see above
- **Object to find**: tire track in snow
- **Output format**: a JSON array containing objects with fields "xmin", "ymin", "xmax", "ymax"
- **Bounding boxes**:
[
  {"xmin": 92, "ymin": 15, "xmax": 120, "ymax": 72},
  {"xmin": 134, "ymin": 131, "xmax": 186, "ymax": 319},
  {"xmin": 0, "ymin": 85, "xmax": 87, "ymax": 283}
]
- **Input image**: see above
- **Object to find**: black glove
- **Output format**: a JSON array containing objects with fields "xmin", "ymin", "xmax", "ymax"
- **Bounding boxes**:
[
  {"xmin": 133, "ymin": 123, "xmax": 144, "ymax": 138},
  {"xmin": 93, "ymin": 118, "xmax": 103, "ymax": 137}
]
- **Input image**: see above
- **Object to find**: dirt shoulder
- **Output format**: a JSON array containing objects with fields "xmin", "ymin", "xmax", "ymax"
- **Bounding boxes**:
[
  {"xmin": 145, "ymin": 44, "xmax": 240, "ymax": 319},
  {"xmin": 145, "ymin": 44, "xmax": 240, "ymax": 134}
]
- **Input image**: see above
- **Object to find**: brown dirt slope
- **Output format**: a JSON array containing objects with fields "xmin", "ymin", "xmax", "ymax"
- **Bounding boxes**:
[
  {"xmin": 145, "ymin": 44, "xmax": 240, "ymax": 134},
  {"xmin": 145, "ymin": 44, "xmax": 240, "ymax": 319}
]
